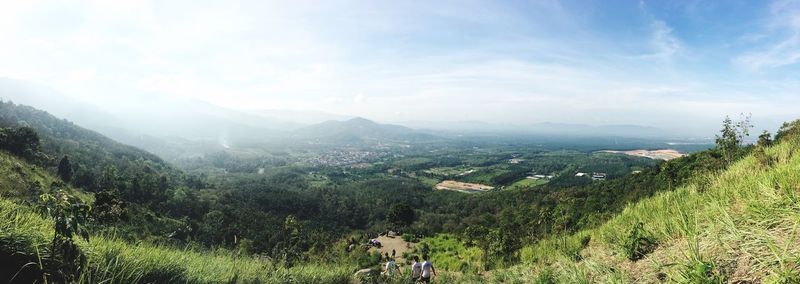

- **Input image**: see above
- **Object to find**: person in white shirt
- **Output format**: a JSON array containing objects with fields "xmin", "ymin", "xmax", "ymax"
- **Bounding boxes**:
[
  {"xmin": 420, "ymin": 254, "xmax": 436, "ymax": 283},
  {"xmin": 384, "ymin": 258, "xmax": 400, "ymax": 278},
  {"xmin": 410, "ymin": 255, "xmax": 422, "ymax": 281}
]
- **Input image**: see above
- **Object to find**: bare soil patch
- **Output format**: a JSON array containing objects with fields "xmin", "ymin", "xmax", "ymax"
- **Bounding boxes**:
[
  {"xmin": 601, "ymin": 149, "xmax": 685, "ymax": 160},
  {"xmin": 369, "ymin": 235, "xmax": 415, "ymax": 264},
  {"xmin": 434, "ymin": 180, "xmax": 494, "ymax": 193}
]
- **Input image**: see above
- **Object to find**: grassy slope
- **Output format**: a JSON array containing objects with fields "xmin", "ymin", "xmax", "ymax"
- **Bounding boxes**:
[
  {"xmin": 0, "ymin": 151, "xmax": 58, "ymax": 199},
  {"xmin": 479, "ymin": 136, "xmax": 800, "ymax": 283},
  {"xmin": 0, "ymin": 151, "xmax": 354, "ymax": 283},
  {"xmin": 0, "ymin": 151, "xmax": 92, "ymax": 202}
]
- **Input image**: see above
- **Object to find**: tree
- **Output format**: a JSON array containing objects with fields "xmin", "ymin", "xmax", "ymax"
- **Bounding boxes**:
[
  {"xmin": 757, "ymin": 130, "xmax": 773, "ymax": 147},
  {"xmin": 387, "ymin": 203, "xmax": 415, "ymax": 228},
  {"xmin": 776, "ymin": 119, "xmax": 800, "ymax": 142},
  {"xmin": 469, "ymin": 226, "xmax": 520, "ymax": 269},
  {"xmin": 735, "ymin": 113, "xmax": 753, "ymax": 144},
  {"xmin": 93, "ymin": 190, "xmax": 127, "ymax": 222},
  {"xmin": 98, "ymin": 165, "xmax": 119, "ymax": 191},
  {"xmin": 715, "ymin": 114, "xmax": 751, "ymax": 164},
  {"xmin": 58, "ymin": 155, "xmax": 73, "ymax": 183},
  {"xmin": 0, "ymin": 126, "xmax": 41, "ymax": 159}
]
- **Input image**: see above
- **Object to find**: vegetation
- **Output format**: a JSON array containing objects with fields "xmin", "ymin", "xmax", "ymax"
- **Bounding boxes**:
[
  {"xmin": 0, "ymin": 199, "xmax": 354, "ymax": 283},
  {"xmin": 493, "ymin": 121, "xmax": 800, "ymax": 283},
  {"xmin": 3, "ymin": 100, "xmax": 791, "ymax": 283}
]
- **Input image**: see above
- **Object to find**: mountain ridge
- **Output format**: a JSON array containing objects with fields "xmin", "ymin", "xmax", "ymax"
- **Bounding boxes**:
[{"xmin": 293, "ymin": 117, "xmax": 440, "ymax": 144}]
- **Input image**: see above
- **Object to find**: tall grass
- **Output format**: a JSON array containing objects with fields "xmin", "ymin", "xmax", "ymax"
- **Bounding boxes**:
[
  {"xmin": 414, "ymin": 234, "xmax": 483, "ymax": 273},
  {"xmin": 0, "ymin": 199, "xmax": 354, "ymax": 283},
  {"xmin": 509, "ymin": 136, "xmax": 800, "ymax": 282}
]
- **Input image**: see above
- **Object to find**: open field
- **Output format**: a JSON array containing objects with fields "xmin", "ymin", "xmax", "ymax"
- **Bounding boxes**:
[
  {"xmin": 423, "ymin": 166, "xmax": 477, "ymax": 177},
  {"xmin": 435, "ymin": 180, "xmax": 494, "ymax": 193},
  {"xmin": 600, "ymin": 149, "xmax": 685, "ymax": 160},
  {"xmin": 506, "ymin": 178, "xmax": 548, "ymax": 190}
]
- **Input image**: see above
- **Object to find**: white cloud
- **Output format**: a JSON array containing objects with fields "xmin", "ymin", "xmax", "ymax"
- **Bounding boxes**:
[
  {"xmin": 734, "ymin": 0, "xmax": 800, "ymax": 69},
  {"xmin": 651, "ymin": 20, "xmax": 681, "ymax": 59},
  {"xmin": 0, "ymin": 0, "xmax": 795, "ymax": 136}
]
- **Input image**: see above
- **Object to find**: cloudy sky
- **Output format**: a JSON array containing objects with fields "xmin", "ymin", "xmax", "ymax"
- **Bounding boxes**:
[{"xmin": 0, "ymin": 0, "xmax": 798, "ymax": 134}]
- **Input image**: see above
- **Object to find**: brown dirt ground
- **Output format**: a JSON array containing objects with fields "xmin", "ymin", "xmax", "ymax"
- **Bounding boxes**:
[{"xmin": 369, "ymin": 235, "xmax": 415, "ymax": 265}]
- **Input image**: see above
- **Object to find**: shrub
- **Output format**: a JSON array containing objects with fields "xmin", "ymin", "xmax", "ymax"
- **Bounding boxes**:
[
  {"xmin": 401, "ymin": 233, "xmax": 418, "ymax": 243},
  {"xmin": 534, "ymin": 268, "xmax": 557, "ymax": 284},
  {"xmin": 677, "ymin": 260, "xmax": 725, "ymax": 284},
  {"xmin": 623, "ymin": 222, "xmax": 656, "ymax": 261},
  {"xmin": 754, "ymin": 146, "xmax": 774, "ymax": 169},
  {"xmin": 37, "ymin": 189, "xmax": 92, "ymax": 282}
]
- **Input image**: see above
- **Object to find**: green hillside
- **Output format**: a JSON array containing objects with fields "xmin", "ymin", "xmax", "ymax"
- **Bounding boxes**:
[
  {"xmin": 0, "ymin": 149, "xmax": 354, "ymax": 283},
  {"xmin": 0, "ymin": 100, "xmax": 182, "ymax": 193},
  {"xmin": 473, "ymin": 126, "xmax": 800, "ymax": 283}
]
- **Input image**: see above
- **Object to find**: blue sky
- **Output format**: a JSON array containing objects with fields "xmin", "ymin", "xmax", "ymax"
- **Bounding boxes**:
[{"xmin": 0, "ymin": 0, "xmax": 798, "ymax": 135}]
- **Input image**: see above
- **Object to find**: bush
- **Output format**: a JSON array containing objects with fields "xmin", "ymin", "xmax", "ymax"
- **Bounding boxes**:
[
  {"xmin": 677, "ymin": 260, "xmax": 725, "ymax": 284},
  {"xmin": 401, "ymin": 233, "xmax": 419, "ymax": 243},
  {"xmin": 534, "ymin": 268, "xmax": 557, "ymax": 284},
  {"xmin": 0, "ymin": 126, "xmax": 41, "ymax": 160},
  {"xmin": 623, "ymin": 223, "xmax": 656, "ymax": 261},
  {"xmin": 754, "ymin": 146, "xmax": 775, "ymax": 169}
]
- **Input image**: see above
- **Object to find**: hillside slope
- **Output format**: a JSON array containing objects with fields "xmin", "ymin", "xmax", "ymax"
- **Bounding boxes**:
[
  {"xmin": 0, "ymin": 149, "xmax": 354, "ymax": 283},
  {"xmin": 0, "ymin": 100, "xmax": 176, "ymax": 170},
  {"xmin": 484, "ymin": 131, "xmax": 800, "ymax": 282}
]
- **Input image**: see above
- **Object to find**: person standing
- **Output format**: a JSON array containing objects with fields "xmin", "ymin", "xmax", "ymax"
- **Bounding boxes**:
[
  {"xmin": 420, "ymin": 254, "xmax": 436, "ymax": 283},
  {"xmin": 384, "ymin": 257, "xmax": 401, "ymax": 278},
  {"xmin": 410, "ymin": 255, "xmax": 422, "ymax": 282}
]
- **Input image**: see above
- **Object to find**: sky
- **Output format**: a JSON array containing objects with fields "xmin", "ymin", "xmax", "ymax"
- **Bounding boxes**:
[{"xmin": 0, "ymin": 0, "xmax": 798, "ymax": 135}]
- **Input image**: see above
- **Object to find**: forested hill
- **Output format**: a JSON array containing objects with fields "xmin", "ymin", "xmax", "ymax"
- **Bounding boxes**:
[
  {"xmin": 293, "ymin": 117, "xmax": 440, "ymax": 144},
  {"xmin": 0, "ymin": 100, "xmax": 183, "ymax": 192}
]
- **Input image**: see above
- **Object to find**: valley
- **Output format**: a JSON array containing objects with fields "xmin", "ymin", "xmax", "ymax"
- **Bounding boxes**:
[{"xmin": 0, "ymin": 99, "xmax": 733, "ymax": 283}]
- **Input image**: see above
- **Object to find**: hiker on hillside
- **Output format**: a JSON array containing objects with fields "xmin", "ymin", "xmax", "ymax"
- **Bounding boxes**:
[
  {"xmin": 383, "ymin": 257, "xmax": 401, "ymax": 279},
  {"xmin": 410, "ymin": 255, "xmax": 422, "ymax": 282},
  {"xmin": 392, "ymin": 249, "xmax": 396, "ymax": 258},
  {"xmin": 419, "ymin": 254, "xmax": 436, "ymax": 283}
]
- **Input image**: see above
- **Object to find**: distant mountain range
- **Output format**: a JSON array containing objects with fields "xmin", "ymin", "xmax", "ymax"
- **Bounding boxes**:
[
  {"xmin": 1, "ymin": 77, "xmax": 692, "ymax": 158},
  {"xmin": 292, "ymin": 117, "xmax": 438, "ymax": 145}
]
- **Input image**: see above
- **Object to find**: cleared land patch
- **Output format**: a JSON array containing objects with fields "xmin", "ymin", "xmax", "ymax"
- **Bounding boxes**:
[
  {"xmin": 368, "ymin": 235, "xmax": 414, "ymax": 264},
  {"xmin": 435, "ymin": 180, "xmax": 494, "ymax": 193},
  {"xmin": 507, "ymin": 178, "xmax": 548, "ymax": 190},
  {"xmin": 601, "ymin": 149, "xmax": 685, "ymax": 160}
]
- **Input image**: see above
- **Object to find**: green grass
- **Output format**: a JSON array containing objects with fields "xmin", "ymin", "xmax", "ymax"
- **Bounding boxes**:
[
  {"xmin": 392, "ymin": 157, "xmax": 434, "ymax": 169},
  {"xmin": 416, "ymin": 175, "xmax": 441, "ymax": 187},
  {"xmin": 423, "ymin": 166, "xmax": 479, "ymax": 177},
  {"xmin": 506, "ymin": 178, "xmax": 548, "ymax": 190},
  {"xmin": 0, "ymin": 151, "xmax": 92, "ymax": 202},
  {"xmin": 0, "ymin": 198, "xmax": 355, "ymax": 283},
  {"xmin": 499, "ymin": 135, "xmax": 800, "ymax": 282},
  {"xmin": 0, "ymin": 149, "xmax": 355, "ymax": 283},
  {"xmin": 412, "ymin": 234, "xmax": 484, "ymax": 274}
]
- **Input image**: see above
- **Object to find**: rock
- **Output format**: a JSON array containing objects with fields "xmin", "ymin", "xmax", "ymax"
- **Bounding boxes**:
[{"xmin": 354, "ymin": 268, "xmax": 378, "ymax": 282}]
